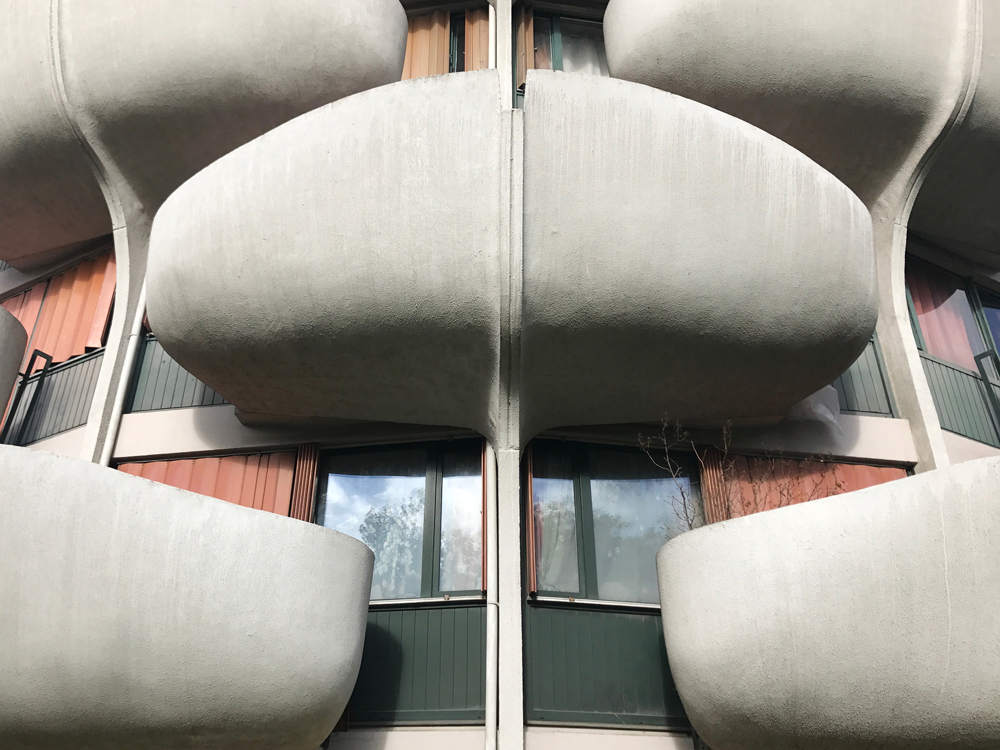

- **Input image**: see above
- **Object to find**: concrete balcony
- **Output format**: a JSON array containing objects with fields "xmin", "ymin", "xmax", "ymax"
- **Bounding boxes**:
[
  {"xmin": 658, "ymin": 456, "xmax": 1000, "ymax": 750},
  {"xmin": 602, "ymin": 0, "xmax": 975, "ymax": 210},
  {"xmin": 0, "ymin": 307, "xmax": 26, "ymax": 405},
  {"xmin": 0, "ymin": 445, "xmax": 374, "ymax": 749},
  {"xmin": 0, "ymin": 0, "xmax": 406, "ymax": 269},
  {"xmin": 147, "ymin": 70, "xmax": 876, "ymax": 445}
]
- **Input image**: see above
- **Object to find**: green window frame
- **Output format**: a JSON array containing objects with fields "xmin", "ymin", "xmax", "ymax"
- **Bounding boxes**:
[
  {"xmin": 525, "ymin": 439, "xmax": 702, "ymax": 604},
  {"xmin": 315, "ymin": 439, "xmax": 486, "ymax": 601}
]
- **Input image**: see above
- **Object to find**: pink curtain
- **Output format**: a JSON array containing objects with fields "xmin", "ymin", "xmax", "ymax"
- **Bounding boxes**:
[{"xmin": 906, "ymin": 258, "xmax": 983, "ymax": 371}]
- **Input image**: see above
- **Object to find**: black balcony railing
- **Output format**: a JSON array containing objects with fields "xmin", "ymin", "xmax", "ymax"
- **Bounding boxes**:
[
  {"xmin": 127, "ymin": 333, "xmax": 227, "ymax": 413},
  {"xmin": 1, "ymin": 348, "xmax": 104, "ymax": 446}
]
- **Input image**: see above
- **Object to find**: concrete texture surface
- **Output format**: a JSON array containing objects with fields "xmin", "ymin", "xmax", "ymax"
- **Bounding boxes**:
[
  {"xmin": 911, "ymin": 1, "xmax": 1000, "ymax": 266},
  {"xmin": 0, "ymin": 444, "xmax": 374, "ymax": 749},
  {"xmin": 658, "ymin": 456, "xmax": 1000, "ymax": 750},
  {"xmin": 147, "ymin": 71, "xmax": 504, "ymax": 442},
  {"xmin": 0, "ymin": 0, "xmax": 406, "ymax": 269},
  {"xmin": 148, "ymin": 71, "xmax": 877, "ymax": 445},
  {"xmin": 0, "ymin": 305, "xmax": 26, "ymax": 407},
  {"xmin": 602, "ymin": 0, "xmax": 973, "ymax": 209},
  {"xmin": 520, "ymin": 71, "xmax": 877, "ymax": 441}
]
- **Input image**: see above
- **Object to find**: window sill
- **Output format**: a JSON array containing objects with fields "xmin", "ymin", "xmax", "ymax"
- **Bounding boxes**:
[
  {"xmin": 529, "ymin": 595, "xmax": 661, "ymax": 612},
  {"xmin": 368, "ymin": 594, "xmax": 486, "ymax": 609}
]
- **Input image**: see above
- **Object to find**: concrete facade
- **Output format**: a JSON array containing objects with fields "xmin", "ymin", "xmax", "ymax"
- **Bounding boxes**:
[
  {"xmin": 1, "ymin": 1, "xmax": 999, "ymax": 749},
  {"xmin": 0, "ymin": 445, "xmax": 373, "ymax": 749},
  {"xmin": 0, "ymin": 305, "xmax": 26, "ymax": 406},
  {"xmin": 659, "ymin": 457, "xmax": 1000, "ymax": 750}
]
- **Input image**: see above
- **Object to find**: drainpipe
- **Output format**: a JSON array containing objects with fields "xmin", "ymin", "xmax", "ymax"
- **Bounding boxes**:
[
  {"xmin": 489, "ymin": 4, "xmax": 497, "ymax": 69},
  {"xmin": 484, "ymin": 443, "xmax": 499, "ymax": 750},
  {"xmin": 98, "ymin": 280, "xmax": 146, "ymax": 466}
]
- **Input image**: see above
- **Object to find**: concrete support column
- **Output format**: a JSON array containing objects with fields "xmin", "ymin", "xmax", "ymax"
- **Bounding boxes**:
[{"xmin": 873, "ymin": 0, "xmax": 982, "ymax": 473}]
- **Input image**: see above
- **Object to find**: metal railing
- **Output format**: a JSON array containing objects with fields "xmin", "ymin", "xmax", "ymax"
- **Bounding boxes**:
[
  {"xmin": 831, "ymin": 337, "xmax": 896, "ymax": 417},
  {"xmin": 127, "ymin": 333, "xmax": 227, "ymax": 413},
  {"xmin": 921, "ymin": 351, "xmax": 1000, "ymax": 448},
  {"xmin": 1, "ymin": 348, "xmax": 104, "ymax": 446}
]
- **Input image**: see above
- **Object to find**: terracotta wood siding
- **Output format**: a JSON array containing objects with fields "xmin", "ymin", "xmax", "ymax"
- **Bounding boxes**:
[
  {"xmin": 0, "ymin": 250, "xmax": 116, "ymax": 370},
  {"xmin": 402, "ymin": 12, "xmax": 452, "ymax": 79},
  {"xmin": 515, "ymin": 6, "xmax": 534, "ymax": 88},
  {"xmin": 699, "ymin": 449, "xmax": 908, "ymax": 523},
  {"xmin": 289, "ymin": 444, "xmax": 320, "ymax": 522},
  {"xmin": 402, "ymin": 7, "xmax": 491, "ymax": 80},
  {"xmin": 118, "ymin": 452, "xmax": 297, "ymax": 516},
  {"xmin": 465, "ymin": 9, "xmax": 490, "ymax": 71}
]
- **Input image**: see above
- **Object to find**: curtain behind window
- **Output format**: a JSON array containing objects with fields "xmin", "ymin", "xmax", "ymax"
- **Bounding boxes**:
[{"xmin": 906, "ymin": 257, "xmax": 984, "ymax": 370}]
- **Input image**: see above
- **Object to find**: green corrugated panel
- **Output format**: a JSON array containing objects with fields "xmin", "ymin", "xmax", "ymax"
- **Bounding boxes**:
[
  {"xmin": 348, "ymin": 603, "xmax": 486, "ymax": 726},
  {"xmin": 921, "ymin": 355, "xmax": 1000, "ymax": 448},
  {"xmin": 525, "ymin": 603, "xmax": 689, "ymax": 729},
  {"xmin": 127, "ymin": 335, "xmax": 227, "ymax": 413},
  {"xmin": 831, "ymin": 338, "xmax": 894, "ymax": 417}
]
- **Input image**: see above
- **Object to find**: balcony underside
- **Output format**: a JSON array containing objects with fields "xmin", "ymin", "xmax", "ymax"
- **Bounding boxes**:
[
  {"xmin": 0, "ymin": 307, "xmax": 26, "ymax": 405},
  {"xmin": 0, "ymin": 445, "xmax": 373, "ymax": 749},
  {"xmin": 147, "ymin": 70, "xmax": 877, "ymax": 446},
  {"xmin": 0, "ymin": 0, "xmax": 406, "ymax": 269},
  {"xmin": 658, "ymin": 456, "xmax": 1000, "ymax": 750},
  {"xmin": 911, "ymin": 3, "xmax": 1000, "ymax": 267}
]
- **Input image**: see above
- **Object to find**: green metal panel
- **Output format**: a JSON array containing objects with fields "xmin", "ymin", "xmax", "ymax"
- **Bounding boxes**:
[
  {"xmin": 127, "ymin": 334, "xmax": 227, "ymax": 412},
  {"xmin": 524, "ymin": 603, "xmax": 689, "ymax": 729},
  {"xmin": 831, "ymin": 337, "xmax": 895, "ymax": 417},
  {"xmin": 348, "ymin": 603, "xmax": 486, "ymax": 726},
  {"xmin": 921, "ymin": 354, "xmax": 1000, "ymax": 448},
  {"xmin": 3, "ymin": 350, "xmax": 104, "ymax": 445}
]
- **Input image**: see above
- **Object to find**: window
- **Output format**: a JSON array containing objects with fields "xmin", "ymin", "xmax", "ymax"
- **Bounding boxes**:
[
  {"xmin": 906, "ymin": 256, "xmax": 988, "ymax": 371},
  {"xmin": 515, "ymin": 8, "xmax": 609, "ymax": 91},
  {"xmin": 316, "ymin": 440, "xmax": 484, "ymax": 601},
  {"xmin": 526, "ymin": 440, "xmax": 701, "ymax": 605}
]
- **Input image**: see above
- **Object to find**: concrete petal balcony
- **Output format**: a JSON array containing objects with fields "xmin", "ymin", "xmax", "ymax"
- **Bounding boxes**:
[
  {"xmin": 658, "ymin": 456, "xmax": 1000, "ymax": 750},
  {"xmin": 0, "ymin": 0, "xmax": 406, "ymax": 268},
  {"xmin": 0, "ymin": 445, "xmax": 373, "ymax": 749},
  {"xmin": 519, "ymin": 71, "xmax": 876, "ymax": 439},
  {"xmin": 603, "ymin": 0, "xmax": 974, "ymax": 209},
  {"xmin": 147, "ymin": 70, "xmax": 876, "ymax": 445},
  {"xmin": 0, "ymin": 307, "xmax": 27, "ymax": 405}
]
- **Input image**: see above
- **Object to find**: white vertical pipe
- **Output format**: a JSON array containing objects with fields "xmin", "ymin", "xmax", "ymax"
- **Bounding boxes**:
[
  {"xmin": 99, "ymin": 280, "xmax": 145, "ymax": 466},
  {"xmin": 484, "ymin": 443, "xmax": 499, "ymax": 750},
  {"xmin": 489, "ymin": 5, "xmax": 497, "ymax": 69}
]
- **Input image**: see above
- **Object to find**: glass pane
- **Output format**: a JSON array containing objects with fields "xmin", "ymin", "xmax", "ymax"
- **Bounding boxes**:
[
  {"xmin": 906, "ymin": 258, "xmax": 985, "ymax": 371},
  {"xmin": 316, "ymin": 448, "xmax": 427, "ymax": 600},
  {"xmin": 531, "ymin": 444, "xmax": 579, "ymax": 594},
  {"xmin": 439, "ymin": 443, "xmax": 483, "ymax": 592},
  {"xmin": 981, "ymin": 292, "xmax": 1000, "ymax": 352},
  {"xmin": 533, "ymin": 17, "xmax": 552, "ymax": 70},
  {"xmin": 560, "ymin": 20, "xmax": 609, "ymax": 77},
  {"xmin": 588, "ymin": 448, "xmax": 701, "ymax": 603}
]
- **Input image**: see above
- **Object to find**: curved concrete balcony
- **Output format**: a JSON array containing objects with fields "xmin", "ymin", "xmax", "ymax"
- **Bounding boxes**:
[
  {"xmin": 0, "ymin": 307, "xmax": 27, "ymax": 406},
  {"xmin": 658, "ymin": 456, "xmax": 1000, "ymax": 750},
  {"xmin": 0, "ymin": 0, "xmax": 406, "ymax": 268},
  {"xmin": 147, "ymin": 70, "xmax": 876, "ymax": 445},
  {"xmin": 602, "ymin": 0, "xmax": 974, "ymax": 209},
  {"xmin": 0, "ymin": 445, "xmax": 373, "ymax": 749},
  {"xmin": 911, "ymin": 4, "xmax": 1000, "ymax": 267}
]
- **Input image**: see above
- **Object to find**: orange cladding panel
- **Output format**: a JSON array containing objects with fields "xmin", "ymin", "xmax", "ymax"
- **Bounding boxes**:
[
  {"xmin": 117, "ymin": 452, "xmax": 297, "ymax": 516},
  {"xmin": 19, "ymin": 251, "xmax": 116, "ymax": 370}
]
